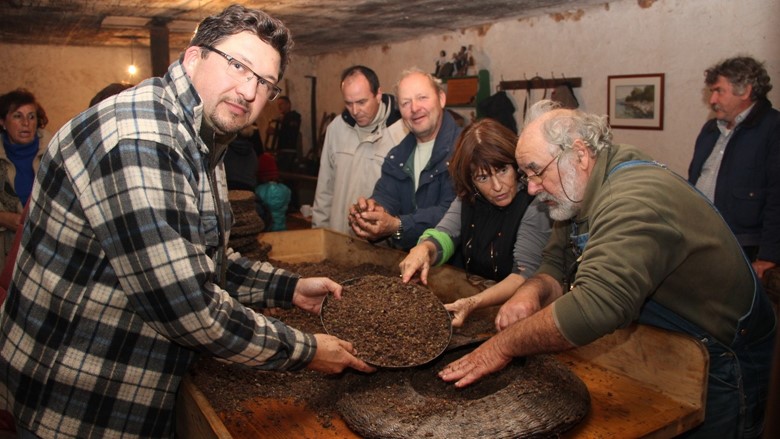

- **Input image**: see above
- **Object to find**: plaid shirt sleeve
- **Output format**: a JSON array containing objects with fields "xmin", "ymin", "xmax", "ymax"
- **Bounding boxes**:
[{"xmin": 80, "ymin": 137, "xmax": 316, "ymax": 368}]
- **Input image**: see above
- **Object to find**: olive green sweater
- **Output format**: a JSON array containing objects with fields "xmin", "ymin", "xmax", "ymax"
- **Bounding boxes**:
[{"xmin": 540, "ymin": 144, "xmax": 754, "ymax": 346}]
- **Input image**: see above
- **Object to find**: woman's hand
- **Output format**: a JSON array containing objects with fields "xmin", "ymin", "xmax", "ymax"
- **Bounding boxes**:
[
  {"xmin": 399, "ymin": 242, "xmax": 436, "ymax": 284},
  {"xmin": 0, "ymin": 211, "xmax": 22, "ymax": 231},
  {"xmin": 444, "ymin": 296, "xmax": 478, "ymax": 327}
]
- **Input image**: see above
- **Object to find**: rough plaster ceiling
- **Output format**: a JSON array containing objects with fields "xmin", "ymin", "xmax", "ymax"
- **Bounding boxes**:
[{"xmin": 0, "ymin": 0, "xmax": 605, "ymax": 56}]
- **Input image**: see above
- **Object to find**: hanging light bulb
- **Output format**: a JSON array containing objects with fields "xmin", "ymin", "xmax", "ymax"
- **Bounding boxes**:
[{"xmin": 128, "ymin": 38, "xmax": 137, "ymax": 76}]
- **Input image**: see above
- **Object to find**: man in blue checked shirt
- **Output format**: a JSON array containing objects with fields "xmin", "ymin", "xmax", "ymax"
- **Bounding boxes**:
[{"xmin": 0, "ymin": 5, "xmax": 374, "ymax": 438}]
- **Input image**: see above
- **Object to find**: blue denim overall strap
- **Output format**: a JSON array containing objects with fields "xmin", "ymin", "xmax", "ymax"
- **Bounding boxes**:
[
  {"xmin": 608, "ymin": 160, "xmax": 769, "ymax": 333},
  {"xmin": 608, "ymin": 160, "xmax": 776, "ymax": 438},
  {"xmin": 568, "ymin": 160, "xmax": 662, "ymax": 258},
  {"xmin": 637, "ymin": 284, "xmax": 775, "ymax": 350},
  {"xmin": 609, "ymin": 159, "xmax": 774, "ymax": 348},
  {"xmin": 564, "ymin": 222, "xmax": 587, "ymax": 291},
  {"xmin": 607, "ymin": 159, "xmax": 767, "ymax": 316},
  {"xmin": 569, "ymin": 221, "xmax": 588, "ymax": 257},
  {"xmin": 565, "ymin": 160, "xmax": 660, "ymax": 289},
  {"xmin": 637, "ymin": 290, "xmax": 775, "ymax": 439}
]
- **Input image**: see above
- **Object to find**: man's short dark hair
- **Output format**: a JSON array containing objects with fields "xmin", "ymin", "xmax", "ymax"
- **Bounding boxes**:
[
  {"xmin": 188, "ymin": 5, "xmax": 293, "ymax": 80},
  {"xmin": 341, "ymin": 66, "xmax": 380, "ymax": 95},
  {"xmin": 89, "ymin": 83, "xmax": 134, "ymax": 108},
  {"xmin": 705, "ymin": 55, "xmax": 772, "ymax": 101}
]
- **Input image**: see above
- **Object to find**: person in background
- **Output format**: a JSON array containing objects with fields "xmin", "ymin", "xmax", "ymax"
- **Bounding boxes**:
[
  {"xmin": 440, "ymin": 100, "xmax": 775, "ymax": 439},
  {"xmin": 434, "ymin": 50, "xmax": 447, "ymax": 77},
  {"xmin": 226, "ymin": 122, "xmax": 270, "ymax": 229},
  {"xmin": 88, "ymin": 82, "xmax": 134, "ymax": 107},
  {"xmin": 0, "ymin": 88, "xmax": 51, "ymax": 437},
  {"xmin": 225, "ymin": 122, "xmax": 264, "ymax": 191},
  {"xmin": 348, "ymin": 68, "xmax": 460, "ymax": 250},
  {"xmin": 255, "ymin": 152, "xmax": 291, "ymax": 231},
  {"xmin": 311, "ymin": 65, "xmax": 406, "ymax": 235},
  {"xmin": 0, "ymin": 88, "xmax": 48, "ymax": 268},
  {"xmin": 399, "ymin": 118, "xmax": 551, "ymax": 328},
  {"xmin": 268, "ymin": 95, "xmax": 301, "ymax": 172},
  {"xmin": 454, "ymin": 46, "xmax": 468, "ymax": 76},
  {"xmin": 688, "ymin": 55, "xmax": 780, "ymax": 281},
  {"xmin": 0, "ymin": 6, "xmax": 373, "ymax": 438}
]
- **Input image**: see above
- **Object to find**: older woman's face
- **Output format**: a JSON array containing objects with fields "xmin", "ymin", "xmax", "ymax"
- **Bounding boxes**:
[
  {"xmin": 2, "ymin": 103, "xmax": 38, "ymax": 145},
  {"xmin": 471, "ymin": 164, "xmax": 519, "ymax": 207}
]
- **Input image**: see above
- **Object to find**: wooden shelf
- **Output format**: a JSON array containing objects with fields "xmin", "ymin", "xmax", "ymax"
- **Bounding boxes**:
[
  {"xmin": 442, "ymin": 69, "xmax": 490, "ymax": 117},
  {"xmin": 499, "ymin": 77, "xmax": 582, "ymax": 91}
]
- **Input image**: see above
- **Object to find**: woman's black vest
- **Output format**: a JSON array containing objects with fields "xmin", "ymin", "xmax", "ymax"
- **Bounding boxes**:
[{"xmin": 460, "ymin": 189, "xmax": 533, "ymax": 281}]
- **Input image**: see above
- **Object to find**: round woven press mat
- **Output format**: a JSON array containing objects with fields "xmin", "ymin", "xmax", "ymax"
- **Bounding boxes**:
[
  {"xmin": 337, "ymin": 348, "xmax": 590, "ymax": 439},
  {"xmin": 320, "ymin": 274, "xmax": 452, "ymax": 368}
]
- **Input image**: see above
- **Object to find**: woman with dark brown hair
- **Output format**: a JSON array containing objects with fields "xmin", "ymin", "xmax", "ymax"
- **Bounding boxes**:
[
  {"xmin": 400, "ymin": 118, "xmax": 551, "ymax": 328},
  {"xmin": 0, "ymin": 88, "xmax": 48, "ymax": 268}
]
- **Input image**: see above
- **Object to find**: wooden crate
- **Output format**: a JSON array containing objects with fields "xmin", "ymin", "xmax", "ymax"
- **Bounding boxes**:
[{"xmin": 178, "ymin": 228, "xmax": 707, "ymax": 438}]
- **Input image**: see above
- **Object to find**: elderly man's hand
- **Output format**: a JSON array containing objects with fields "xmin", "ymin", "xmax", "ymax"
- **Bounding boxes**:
[
  {"xmin": 348, "ymin": 198, "xmax": 398, "ymax": 241},
  {"xmin": 438, "ymin": 336, "xmax": 512, "ymax": 387},
  {"xmin": 494, "ymin": 287, "xmax": 542, "ymax": 331},
  {"xmin": 348, "ymin": 197, "xmax": 379, "ymax": 228},
  {"xmin": 348, "ymin": 197, "xmax": 377, "ymax": 215}
]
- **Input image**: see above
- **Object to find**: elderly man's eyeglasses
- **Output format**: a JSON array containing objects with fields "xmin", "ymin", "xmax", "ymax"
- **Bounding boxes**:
[
  {"xmin": 519, "ymin": 150, "xmax": 562, "ymax": 186},
  {"xmin": 200, "ymin": 45, "xmax": 282, "ymax": 101}
]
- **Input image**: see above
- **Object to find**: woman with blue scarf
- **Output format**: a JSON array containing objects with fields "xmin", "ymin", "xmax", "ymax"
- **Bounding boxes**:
[{"xmin": 0, "ymin": 88, "xmax": 49, "ymax": 268}]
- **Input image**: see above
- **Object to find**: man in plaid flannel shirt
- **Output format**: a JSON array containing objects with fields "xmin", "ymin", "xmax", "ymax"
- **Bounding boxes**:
[{"xmin": 0, "ymin": 5, "xmax": 374, "ymax": 438}]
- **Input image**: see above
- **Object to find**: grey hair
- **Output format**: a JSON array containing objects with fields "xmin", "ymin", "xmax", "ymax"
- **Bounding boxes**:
[
  {"xmin": 394, "ymin": 67, "xmax": 445, "ymax": 94},
  {"xmin": 523, "ymin": 99, "xmax": 561, "ymax": 125},
  {"xmin": 525, "ymin": 99, "xmax": 613, "ymax": 156}
]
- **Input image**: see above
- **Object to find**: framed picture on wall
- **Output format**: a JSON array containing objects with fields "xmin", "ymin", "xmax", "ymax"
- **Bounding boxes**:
[{"xmin": 607, "ymin": 74, "xmax": 665, "ymax": 130}]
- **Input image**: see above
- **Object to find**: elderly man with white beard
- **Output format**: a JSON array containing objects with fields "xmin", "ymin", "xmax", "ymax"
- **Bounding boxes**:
[{"xmin": 439, "ymin": 100, "xmax": 776, "ymax": 439}]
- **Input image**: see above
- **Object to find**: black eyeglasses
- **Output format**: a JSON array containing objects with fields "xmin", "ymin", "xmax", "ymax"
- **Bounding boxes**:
[
  {"xmin": 519, "ymin": 150, "xmax": 562, "ymax": 187},
  {"xmin": 200, "ymin": 45, "xmax": 282, "ymax": 101}
]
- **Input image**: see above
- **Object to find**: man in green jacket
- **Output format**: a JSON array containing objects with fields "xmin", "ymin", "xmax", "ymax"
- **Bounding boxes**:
[{"xmin": 440, "ymin": 100, "xmax": 776, "ymax": 438}]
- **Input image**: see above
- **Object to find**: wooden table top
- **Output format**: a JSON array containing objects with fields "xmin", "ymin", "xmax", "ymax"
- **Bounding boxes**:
[{"xmin": 178, "ymin": 326, "xmax": 707, "ymax": 439}]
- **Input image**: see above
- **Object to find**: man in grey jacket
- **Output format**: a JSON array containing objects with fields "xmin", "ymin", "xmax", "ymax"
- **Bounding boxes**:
[{"xmin": 312, "ymin": 65, "xmax": 406, "ymax": 234}]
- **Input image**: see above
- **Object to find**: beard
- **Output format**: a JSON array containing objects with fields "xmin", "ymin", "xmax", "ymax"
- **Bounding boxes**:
[
  {"xmin": 208, "ymin": 98, "xmax": 253, "ymax": 135},
  {"xmin": 537, "ymin": 163, "xmax": 584, "ymax": 221}
]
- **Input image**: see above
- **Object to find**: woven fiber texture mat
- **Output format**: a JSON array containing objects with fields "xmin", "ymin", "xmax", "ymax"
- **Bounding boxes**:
[
  {"xmin": 337, "ymin": 350, "xmax": 589, "ymax": 438},
  {"xmin": 227, "ymin": 190, "xmax": 269, "ymax": 260}
]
